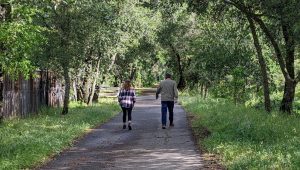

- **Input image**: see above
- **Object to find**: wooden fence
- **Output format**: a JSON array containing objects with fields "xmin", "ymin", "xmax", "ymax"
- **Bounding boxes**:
[{"xmin": 0, "ymin": 71, "xmax": 63, "ymax": 118}]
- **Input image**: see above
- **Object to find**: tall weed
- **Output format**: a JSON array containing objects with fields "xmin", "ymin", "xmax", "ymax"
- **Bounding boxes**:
[{"xmin": 181, "ymin": 96, "xmax": 300, "ymax": 169}]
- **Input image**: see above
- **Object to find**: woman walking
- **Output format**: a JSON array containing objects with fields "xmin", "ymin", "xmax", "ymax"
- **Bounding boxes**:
[{"xmin": 118, "ymin": 80, "xmax": 136, "ymax": 130}]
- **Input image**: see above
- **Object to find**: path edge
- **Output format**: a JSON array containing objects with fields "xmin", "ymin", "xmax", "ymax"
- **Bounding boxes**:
[{"xmin": 181, "ymin": 104, "xmax": 226, "ymax": 170}]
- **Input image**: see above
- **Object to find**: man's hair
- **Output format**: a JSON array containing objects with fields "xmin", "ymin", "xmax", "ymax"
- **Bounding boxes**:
[{"xmin": 165, "ymin": 73, "xmax": 172, "ymax": 79}]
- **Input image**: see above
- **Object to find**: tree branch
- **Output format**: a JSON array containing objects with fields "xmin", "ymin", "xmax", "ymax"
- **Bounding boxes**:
[
  {"xmin": 36, "ymin": 13, "xmax": 51, "ymax": 29},
  {"xmin": 224, "ymin": 0, "xmax": 291, "ymax": 81},
  {"xmin": 296, "ymin": 72, "xmax": 300, "ymax": 83}
]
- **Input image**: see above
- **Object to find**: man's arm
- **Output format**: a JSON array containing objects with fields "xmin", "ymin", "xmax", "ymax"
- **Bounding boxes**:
[{"xmin": 174, "ymin": 82, "xmax": 178, "ymax": 100}]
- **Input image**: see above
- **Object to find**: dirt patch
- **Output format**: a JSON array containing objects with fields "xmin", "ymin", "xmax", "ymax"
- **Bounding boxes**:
[{"xmin": 186, "ymin": 112, "xmax": 226, "ymax": 170}]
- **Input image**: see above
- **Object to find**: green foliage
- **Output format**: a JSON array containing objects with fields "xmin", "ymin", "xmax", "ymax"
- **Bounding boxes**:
[
  {"xmin": 1, "ymin": 0, "xmax": 299, "ymax": 112},
  {"xmin": 182, "ymin": 95, "xmax": 300, "ymax": 169},
  {"xmin": 155, "ymin": 2, "xmax": 198, "ymax": 86},
  {"xmin": 0, "ymin": 99, "xmax": 119, "ymax": 169},
  {"xmin": 185, "ymin": 10, "xmax": 257, "ymax": 101},
  {"xmin": 100, "ymin": 1, "xmax": 164, "ymax": 87},
  {"xmin": 0, "ymin": 2, "xmax": 47, "ymax": 78}
]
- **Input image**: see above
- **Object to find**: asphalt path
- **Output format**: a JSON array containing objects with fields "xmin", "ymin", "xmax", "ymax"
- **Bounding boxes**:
[{"xmin": 39, "ymin": 95, "xmax": 203, "ymax": 170}]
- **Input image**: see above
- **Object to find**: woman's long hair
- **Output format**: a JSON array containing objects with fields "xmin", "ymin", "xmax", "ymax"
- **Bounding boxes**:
[{"xmin": 122, "ymin": 80, "xmax": 131, "ymax": 90}]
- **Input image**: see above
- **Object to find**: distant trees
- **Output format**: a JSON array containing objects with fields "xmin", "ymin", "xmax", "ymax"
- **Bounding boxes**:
[
  {"xmin": 0, "ymin": 0, "xmax": 299, "ymax": 114},
  {"xmin": 156, "ymin": 2, "xmax": 199, "ymax": 90}
]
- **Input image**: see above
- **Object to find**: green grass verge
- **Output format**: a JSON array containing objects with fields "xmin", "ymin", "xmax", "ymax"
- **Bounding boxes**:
[
  {"xmin": 181, "ymin": 95, "xmax": 300, "ymax": 170},
  {"xmin": 0, "ymin": 98, "xmax": 119, "ymax": 170}
]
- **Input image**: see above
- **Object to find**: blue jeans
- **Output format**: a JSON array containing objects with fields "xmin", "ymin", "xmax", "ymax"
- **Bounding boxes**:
[{"xmin": 161, "ymin": 101, "xmax": 174, "ymax": 126}]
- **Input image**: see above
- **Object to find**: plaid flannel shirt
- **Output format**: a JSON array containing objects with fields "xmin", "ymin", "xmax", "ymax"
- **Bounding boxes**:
[{"xmin": 118, "ymin": 88, "xmax": 136, "ymax": 108}]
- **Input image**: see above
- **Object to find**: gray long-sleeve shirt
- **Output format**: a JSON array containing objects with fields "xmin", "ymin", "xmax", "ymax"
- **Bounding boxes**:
[{"xmin": 156, "ymin": 79, "xmax": 178, "ymax": 101}]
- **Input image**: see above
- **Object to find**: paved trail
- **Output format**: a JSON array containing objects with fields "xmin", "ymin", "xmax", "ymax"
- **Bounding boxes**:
[{"xmin": 40, "ymin": 95, "xmax": 203, "ymax": 170}]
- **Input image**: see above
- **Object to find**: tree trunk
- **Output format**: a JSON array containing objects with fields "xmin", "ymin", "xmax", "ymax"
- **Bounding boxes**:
[
  {"xmin": 45, "ymin": 70, "xmax": 50, "ymax": 106},
  {"xmin": 0, "ymin": 68, "xmax": 3, "ymax": 119},
  {"xmin": 247, "ymin": 16, "xmax": 271, "ymax": 112},
  {"xmin": 282, "ymin": 23, "xmax": 295, "ymax": 79},
  {"xmin": 279, "ymin": 22, "xmax": 297, "ymax": 114},
  {"xmin": 233, "ymin": 86, "xmax": 237, "ymax": 105},
  {"xmin": 88, "ymin": 78, "xmax": 96, "ymax": 106},
  {"xmin": 129, "ymin": 67, "xmax": 136, "ymax": 81},
  {"xmin": 108, "ymin": 53, "xmax": 117, "ymax": 72},
  {"xmin": 170, "ymin": 44, "xmax": 185, "ymax": 90},
  {"xmin": 0, "ymin": 3, "xmax": 11, "ymax": 22},
  {"xmin": 200, "ymin": 83, "xmax": 204, "ymax": 97},
  {"xmin": 81, "ymin": 51, "xmax": 94, "ymax": 104},
  {"xmin": 204, "ymin": 85, "xmax": 208, "ymax": 99},
  {"xmin": 77, "ymin": 86, "xmax": 84, "ymax": 102},
  {"xmin": 73, "ymin": 80, "xmax": 77, "ymax": 101},
  {"xmin": 225, "ymin": 1, "xmax": 291, "ymax": 81},
  {"xmin": 88, "ymin": 60, "xmax": 100, "ymax": 106},
  {"xmin": 0, "ymin": 68, "xmax": 3, "ymax": 102},
  {"xmin": 82, "ymin": 76, "xmax": 91, "ymax": 104},
  {"xmin": 81, "ymin": 60, "xmax": 93, "ymax": 104},
  {"xmin": 251, "ymin": 12, "xmax": 296, "ymax": 113},
  {"xmin": 61, "ymin": 66, "xmax": 70, "ymax": 115},
  {"xmin": 280, "ymin": 80, "xmax": 296, "ymax": 114}
]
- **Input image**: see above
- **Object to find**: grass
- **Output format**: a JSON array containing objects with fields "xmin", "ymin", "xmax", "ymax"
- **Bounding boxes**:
[
  {"xmin": 0, "ymin": 98, "xmax": 119, "ymax": 170},
  {"xmin": 181, "ymin": 95, "xmax": 300, "ymax": 170}
]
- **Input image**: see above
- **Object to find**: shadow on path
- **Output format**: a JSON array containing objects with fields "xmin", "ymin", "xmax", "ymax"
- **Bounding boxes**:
[{"xmin": 39, "ymin": 95, "xmax": 204, "ymax": 170}]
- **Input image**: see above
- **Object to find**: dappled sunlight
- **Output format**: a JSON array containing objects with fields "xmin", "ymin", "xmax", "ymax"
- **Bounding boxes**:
[
  {"xmin": 45, "ymin": 147, "xmax": 203, "ymax": 169},
  {"xmin": 103, "ymin": 148, "xmax": 202, "ymax": 169},
  {"xmin": 2, "ymin": 0, "xmax": 299, "ymax": 169},
  {"xmin": 0, "ymin": 101, "xmax": 119, "ymax": 170},
  {"xmin": 84, "ymin": 128, "xmax": 107, "ymax": 134},
  {"xmin": 182, "ymin": 95, "xmax": 300, "ymax": 169},
  {"xmin": 39, "ymin": 94, "xmax": 203, "ymax": 169}
]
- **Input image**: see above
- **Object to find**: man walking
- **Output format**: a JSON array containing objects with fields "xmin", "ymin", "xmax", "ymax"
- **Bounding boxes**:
[{"xmin": 156, "ymin": 73, "xmax": 178, "ymax": 129}]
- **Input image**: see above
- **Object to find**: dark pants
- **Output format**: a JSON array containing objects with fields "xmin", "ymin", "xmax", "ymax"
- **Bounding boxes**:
[
  {"xmin": 161, "ymin": 101, "xmax": 174, "ymax": 126},
  {"xmin": 122, "ymin": 107, "xmax": 132, "ymax": 123}
]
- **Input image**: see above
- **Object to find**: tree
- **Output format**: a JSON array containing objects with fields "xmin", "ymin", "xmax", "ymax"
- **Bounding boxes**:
[
  {"xmin": 247, "ymin": 16, "xmax": 271, "ymax": 112},
  {"xmin": 157, "ymin": 2, "xmax": 198, "ymax": 90},
  {"xmin": 105, "ymin": 0, "xmax": 162, "ymax": 87},
  {"xmin": 33, "ymin": 0, "xmax": 101, "ymax": 113},
  {"xmin": 0, "ymin": 1, "xmax": 46, "ymax": 79},
  {"xmin": 186, "ymin": 13, "xmax": 256, "ymax": 102},
  {"xmin": 223, "ymin": 0, "xmax": 300, "ymax": 114}
]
